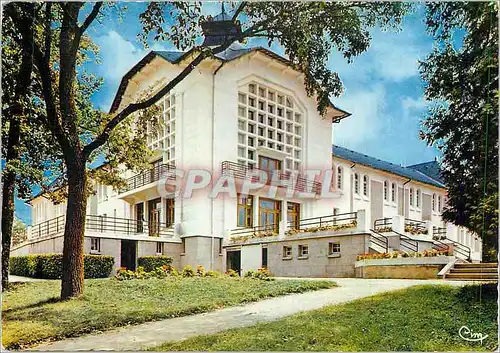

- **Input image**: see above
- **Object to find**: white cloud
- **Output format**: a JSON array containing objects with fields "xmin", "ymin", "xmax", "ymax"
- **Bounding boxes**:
[{"xmin": 332, "ymin": 85, "xmax": 386, "ymax": 149}]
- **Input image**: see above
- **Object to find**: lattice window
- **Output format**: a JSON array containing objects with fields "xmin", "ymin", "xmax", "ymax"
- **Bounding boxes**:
[
  {"xmin": 237, "ymin": 82, "xmax": 303, "ymax": 171},
  {"xmin": 146, "ymin": 94, "xmax": 176, "ymax": 165}
]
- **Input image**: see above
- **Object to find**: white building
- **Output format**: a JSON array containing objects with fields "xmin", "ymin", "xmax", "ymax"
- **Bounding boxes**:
[{"xmin": 13, "ymin": 12, "xmax": 481, "ymax": 276}]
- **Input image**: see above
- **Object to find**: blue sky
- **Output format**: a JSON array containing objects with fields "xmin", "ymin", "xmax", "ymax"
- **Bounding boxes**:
[{"xmin": 15, "ymin": 2, "xmax": 440, "ymax": 224}]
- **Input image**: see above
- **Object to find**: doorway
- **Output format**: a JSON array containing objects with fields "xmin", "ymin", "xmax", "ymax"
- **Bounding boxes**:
[
  {"xmin": 148, "ymin": 198, "xmax": 162, "ymax": 236},
  {"xmin": 120, "ymin": 240, "xmax": 137, "ymax": 270},
  {"xmin": 226, "ymin": 250, "xmax": 241, "ymax": 275},
  {"xmin": 136, "ymin": 203, "xmax": 144, "ymax": 233},
  {"xmin": 259, "ymin": 198, "xmax": 281, "ymax": 233}
]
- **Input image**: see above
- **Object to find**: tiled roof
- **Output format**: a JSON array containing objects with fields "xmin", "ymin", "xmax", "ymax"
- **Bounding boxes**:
[
  {"xmin": 407, "ymin": 161, "xmax": 444, "ymax": 184},
  {"xmin": 109, "ymin": 47, "xmax": 351, "ymax": 122},
  {"xmin": 332, "ymin": 145, "xmax": 445, "ymax": 188}
]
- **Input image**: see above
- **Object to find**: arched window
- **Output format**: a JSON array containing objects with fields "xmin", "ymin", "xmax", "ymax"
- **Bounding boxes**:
[
  {"xmin": 337, "ymin": 166, "xmax": 343, "ymax": 190},
  {"xmin": 363, "ymin": 175, "xmax": 369, "ymax": 196},
  {"xmin": 354, "ymin": 173, "xmax": 359, "ymax": 194},
  {"xmin": 383, "ymin": 181, "xmax": 389, "ymax": 201},
  {"xmin": 409, "ymin": 188, "xmax": 414, "ymax": 206},
  {"xmin": 416, "ymin": 189, "xmax": 420, "ymax": 208},
  {"xmin": 432, "ymin": 193, "xmax": 436, "ymax": 211},
  {"xmin": 391, "ymin": 183, "xmax": 396, "ymax": 202}
]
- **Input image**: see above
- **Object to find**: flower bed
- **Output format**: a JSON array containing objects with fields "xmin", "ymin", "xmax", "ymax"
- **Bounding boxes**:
[
  {"xmin": 404, "ymin": 225, "xmax": 428, "ymax": 235},
  {"xmin": 432, "ymin": 235, "xmax": 447, "ymax": 240},
  {"xmin": 285, "ymin": 221, "xmax": 357, "ymax": 236},
  {"xmin": 230, "ymin": 231, "xmax": 277, "ymax": 243},
  {"xmin": 375, "ymin": 226, "xmax": 393, "ymax": 233},
  {"xmin": 356, "ymin": 249, "xmax": 452, "ymax": 261}
]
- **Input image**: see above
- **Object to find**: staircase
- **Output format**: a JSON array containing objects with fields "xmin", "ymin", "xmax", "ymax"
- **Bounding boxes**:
[{"xmin": 444, "ymin": 263, "xmax": 498, "ymax": 281}]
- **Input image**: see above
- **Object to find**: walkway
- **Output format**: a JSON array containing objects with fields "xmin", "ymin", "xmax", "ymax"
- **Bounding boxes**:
[
  {"xmin": 33, "ymin": 278, "xmax": 469, "ymax": 351},
  {"xmin": 8, "ymin": 275, "xmax": 45, "ymax": 283}
]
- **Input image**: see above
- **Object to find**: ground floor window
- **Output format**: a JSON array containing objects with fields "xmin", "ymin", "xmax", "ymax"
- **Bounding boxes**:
[
  {"xmin": 298, "ymin": 244, "xmax": 309, "ymax": 257},
  {"xmin": 287, "ymin": 202, "xmax": 300, "ymax": 230},
  {"xmin": 259, "ymin": 198, "xmax": 281, "ymax": 232},
  {"xmin": 329, "ymin": 242, "xmax": 340, "ymax": 254},
  {"xmin": 283, "ymin": 245, "xmax": 292, "ymax": 258},
  {"xmin": 91, "ymin": 238, "xmax": 100, "ymax": 252},
  {"xmin": 237, "ymin": 194, "xmax": 254, "ymax": 227},
  {"xmin": 156, "ymin": 242, "xmax": 163, "ymax": 254}
]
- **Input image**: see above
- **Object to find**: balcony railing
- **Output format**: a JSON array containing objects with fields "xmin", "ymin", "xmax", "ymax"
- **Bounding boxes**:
[
  {"xmin": 29, "ymin": 215, "xmax": 175, "ymax": 239},
  {"xmin": 221, "ymin": 161, "xmax": 322, "ymax": 195},
  {"xmin": 290, "ymin": 212, "xmax": 357, "ymax": 231},
  {"xmin": 432, "ymin": 226, "xmax": 447, "ymax": 240},
  {"xmin": 119, "ymin": 163, "xmax": 176, "ymax": 194},
  {"xmin": 404, "ymin": 218, "xmax": 428, "ymax": 234},
  {"xmin": 231, "ymin": 223, "xmax": 280, "ymax": 239}
]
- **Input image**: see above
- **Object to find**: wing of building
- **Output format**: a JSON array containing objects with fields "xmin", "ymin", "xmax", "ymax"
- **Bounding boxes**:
[{"xmin": 13, "ymin": 10, "xmax": 482, "ymax": 277}]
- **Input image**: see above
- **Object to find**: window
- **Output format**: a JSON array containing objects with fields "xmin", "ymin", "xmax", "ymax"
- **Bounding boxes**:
[
  {"xmin": 337, "ymin": 166, "xmax": 343, "ymax": 189},
  {"xmin": 432, "ymin": 193, "xmax": 436, "ymax": 211},
  {"xmin": 283, "ymin": 246, "xmax": 292, "ymax": 258},
  {"xmin": 383, "ymin": 181, "xmax": 388, "ymax": 201},
  {"xmin": 156, "ymin": 242, "xmax": 163, "ymax": 254},
  {"xmin": 298, "ymin": 244, "xmax": 309, "ymax": 257},
  {"xmin": 287, "ymin": 202, "xmax": 300, "ymax": 230},
  {"xmin": 219, "ymin": 238, "xmax": 223, "ymax": 255},
  {"xmin": 328, "ymin": 242, "xmax": 341, "ymax": 254},
  {"xmin": 354, "ymin": 173, "xmax": 360, "ymax": 194},
  {"xmin": 391, "ymin": 183, "xmax": 396, "ymax": 202},
  {"xmin": 409, "ymin": 188, "xmax": 414, "ymax": 206},
  {"xmin": 438, "ymin": 195, "xmax": 442, "ymax": 212},
  {"xmin": 238, "ymin": 83, "xmax": 302, "ymax": 171},
  {"xmin": 416, "ymin": 189, "xmax": 420, "ymax": 208},
  {"xmin": 90, "ymin": 238, "xmax": 100, "ymax": 253},
  {"xmin": 262, "ymin": 247, "xmax": 268, "ymax": 268},
  {"xmin": 363, "ymin": 175, "xmax": 369, "ymax": 196},
  {"xmin": 259, "ymin": 198, "xmax": 281, "ymax": 233},
  {"xmin": 181, "ymin": 238, "xmax": 186, "ymax": 254},
  {"xmin": 259, "ymin": 156, "xmax": 282, "ymax": 172},
  {"xmin": 237, "ymin": 194, "xmax": 254, "ymax": 227}
]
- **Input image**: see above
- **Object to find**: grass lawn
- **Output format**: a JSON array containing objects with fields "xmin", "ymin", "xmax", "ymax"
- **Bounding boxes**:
[
  {"xmin": 2, "ymin": 277, "xmax": 335, "ymax": 349},
  {"xmin": 153, "ymin": 284, "xmax": 498, "ymax": 352}
]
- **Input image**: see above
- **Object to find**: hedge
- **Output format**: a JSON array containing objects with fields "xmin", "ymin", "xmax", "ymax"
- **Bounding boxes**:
[
  {"xmin": 9, "ymin": 254, "xmax": 114, "ymax": 279},
  {"xmin": 137, "ymin": 255, "xmax": 173, "ymax": 272}
]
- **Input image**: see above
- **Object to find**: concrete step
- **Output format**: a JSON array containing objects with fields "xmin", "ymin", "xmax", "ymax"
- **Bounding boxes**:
[
  {"xmin": 446, "ymin": 272, "xmax": 498, "ymax": 280},
  {"xmin": 450, "ymin": 267, "xmax": 498, "ymax": 273},
  {"xmin": 454, "ymin": 263, "xmax": 498, "ymax": 269}
]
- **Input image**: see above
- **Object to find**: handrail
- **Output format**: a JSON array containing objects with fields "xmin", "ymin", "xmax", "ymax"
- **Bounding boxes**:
[
  {"xmin": 29, "ymin": 214, "xmax": 175, "ymax": 239},
  {"xmin": 231, "ymin": 223, "xmax": 280, "ymax": 237},
  {"xmin": 369, "ymin": 229, "xmax": 389, "ymax": 253},
  {"xmin": 391, "ymin": 229, "xmax": 419, "ymax": 253},
  {"xmin": 120, "ymin": 163, "xmax": 176, "ymax": 194},
  {"xmin": 374, "ymin": 217, "xmax": 392, "ymax": 230},
  {"xmin": 221, "ymin": 161, "xmax": 322, "ymax": 194},
  {"xmin": 291, "ymin": 212, "xmax": 357, "ymax": 230}
]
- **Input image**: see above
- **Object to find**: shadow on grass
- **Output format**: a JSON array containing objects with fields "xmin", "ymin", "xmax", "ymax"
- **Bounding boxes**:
[{"xmin": 3, "ymin": 296, "xmax": 62, "ymax": 314}]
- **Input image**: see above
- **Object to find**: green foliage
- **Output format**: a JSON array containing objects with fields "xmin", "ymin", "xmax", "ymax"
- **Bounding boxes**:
[
  {"xmin": 2, "ymin": 277, "xmax": 335, "ymax": 349},
  {"xmin": 225, "ymin": 269, "xmax": 239, "ymax": 277},
  {"xmin": 154, "ymin": 284, "xmax": 498, "ymax": 352},
  {"xmin": 181, "ymin": 265, "xmax": 195, "ymax": 278},
  {"xmin": 11, "ymin": 217, "xmax": 27, "ymax": 247},
  {"xmin": 137, "ymin": 255, "xmax": 173, "ymax": 272},
  {"xmin": 244, "ymin": 268, "xmax": 272, "ymax": 281},
  {"xmin": 420, "ymin": 2, "xmax": 499, "ymax": 261},
  {"xmin": 9, "ymin": 254, "xmax": 114, "ymax": 279}
]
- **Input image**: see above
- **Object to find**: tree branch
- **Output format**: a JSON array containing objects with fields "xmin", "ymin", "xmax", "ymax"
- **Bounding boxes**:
[
  {"xmin": 83, "ymin": 13, "xmax": 283, "ymax": 158},
  {"xmin": 79, "ymin": 2, "xmax": 102, "ymax": 35}
]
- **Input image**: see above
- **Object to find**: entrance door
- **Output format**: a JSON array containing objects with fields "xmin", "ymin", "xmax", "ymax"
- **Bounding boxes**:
[
  {"xmin": 259, "ymin": 198, "xmax": 281, "ymax": 233},
  {"xmin": 120, "ymin": 240, "xmax": 137, "ymax": 270},
  {"xmin": 136, "ymin": 203, "xmax": 144, "ymax": 233},
  {"xmin": 226, "ymin": 250, "xmax": 241, "ymax": 275},
  {"xmin": 370, "ymin": 181, "xmax": 383, "ymax": 226},
  {"xmin": 148, "ymin": 198, "xmax": 162, "ymax": 236}
]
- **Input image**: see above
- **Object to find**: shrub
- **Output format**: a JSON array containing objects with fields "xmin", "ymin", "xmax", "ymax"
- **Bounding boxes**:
[
  {"xmin": 137, "ymin": 255, "xmax": 173, "ymax": 272},
  {"xmin": 204, "ymin": 270, "xmax": 221, "ymax": 277},
  {"xmin": 181, "ymin": 265, "xmax": 195, "ymax": 277},
  {"xmin": 196, "ymin": 265, "xmax": 205, "ymax": 277},
  {"xmin": 225, "ymin": 269, "xmax": 239, "ymax": 277},
  {"xmin": 9, "ymin": 254, "xmax": 114, "ymax": 279},
  {"xmin": 244, "ymin": 268, "xmax": 272, "ymax": 281}
]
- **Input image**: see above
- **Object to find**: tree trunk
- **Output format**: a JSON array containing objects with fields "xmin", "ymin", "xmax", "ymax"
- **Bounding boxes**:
[
  {"xmin": 1, "ymin": 121, "xmax": 20, "ymax": 291},
  {"xmin": 60, "ymin": 154, "xmax": 87, "ymax": 299}
]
